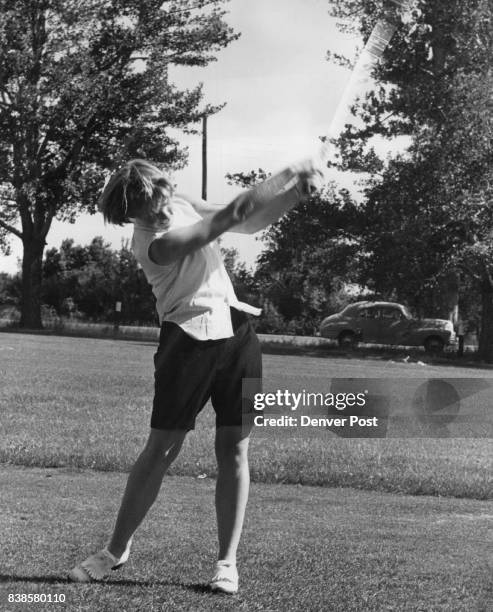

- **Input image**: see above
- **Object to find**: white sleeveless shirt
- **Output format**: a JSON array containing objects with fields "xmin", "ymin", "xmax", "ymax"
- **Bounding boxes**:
[{"xmin": 131, "ymin": 195, "xmax": 261, "ymax": 340}]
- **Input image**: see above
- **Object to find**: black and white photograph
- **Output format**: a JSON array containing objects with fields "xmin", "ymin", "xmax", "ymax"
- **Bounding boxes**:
[{"xmin": 0, "ymin": 0, "xmax": 492, "ymax": 610}]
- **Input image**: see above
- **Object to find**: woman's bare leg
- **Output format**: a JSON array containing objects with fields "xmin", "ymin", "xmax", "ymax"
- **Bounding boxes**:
[
  {"xmin": 214, "ymin": 425, "xmax": 250, "ymax": 563},
  {"xmin": 107, "ymin": 428, "xmax": 187, "ymax": 558}
]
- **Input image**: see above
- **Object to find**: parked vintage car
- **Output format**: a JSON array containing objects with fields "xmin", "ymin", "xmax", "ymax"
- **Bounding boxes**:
[{"xmin": 320, "ymin": 301, "xmax": 456, "ymax": 353}]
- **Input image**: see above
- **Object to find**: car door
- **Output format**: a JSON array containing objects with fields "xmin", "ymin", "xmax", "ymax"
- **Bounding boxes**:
[
  {"xmin": 379, "ymin": 306, "xmax": 412, "ymax": 345},
  {"xmin": 357, "ymin": 306, "xmax": 381, "ymax": 343}
]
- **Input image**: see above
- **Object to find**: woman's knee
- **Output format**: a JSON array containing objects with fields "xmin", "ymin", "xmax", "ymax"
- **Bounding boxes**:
[
  {"xmin": 142, "ymin": 429, "xmax": 187, "ymax": 465},
  {"xmin": 215, "ymin": 427, "xmax": 250, "ymax": 466}
]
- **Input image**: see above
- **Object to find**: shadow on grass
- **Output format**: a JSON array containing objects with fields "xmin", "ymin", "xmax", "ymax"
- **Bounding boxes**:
[{"xmin": 0, "ymin": 573, "xmax": 211, "ymax": 592}]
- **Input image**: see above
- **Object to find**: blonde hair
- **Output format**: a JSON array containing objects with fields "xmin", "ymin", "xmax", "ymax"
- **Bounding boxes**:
[{"xmin": 99, "ymin": 159, "xmax": 173, "ymax": 226}]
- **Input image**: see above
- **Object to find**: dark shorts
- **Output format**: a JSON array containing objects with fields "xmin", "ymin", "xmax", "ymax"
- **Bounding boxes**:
[{"xmin": 151, "ymin": 308, "xmax": 262, "ymax": 430}]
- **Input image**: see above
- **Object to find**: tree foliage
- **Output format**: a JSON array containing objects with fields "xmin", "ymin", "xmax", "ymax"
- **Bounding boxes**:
[
  {"xmin": 234, "ymin": 1, "xmax": 492, "ymax": 346},
  {"xmin": 327, "ymin": 0, "xmax": 493, "ymax": 356},
  {"xmin": 42, "ymin": 237, "xmax": 157, "ymax": 323},
  {"xmin": 226, "ymin": 169, "xmax": 362, "ymax": 335},
  {"xmin": 256, "ymin": 186, "xmax": 362, "ymax": 334},
  {"xmin": 0, "ymin": 0, "xmax": 238, "ymax": 326}
]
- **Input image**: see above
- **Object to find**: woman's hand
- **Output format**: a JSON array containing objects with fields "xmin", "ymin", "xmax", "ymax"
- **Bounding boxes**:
[
  {"xmin": 290, "ymin": 157, "xmax": 325, "ymax": 196},
  {"xmin": 227, "ymin": 191, "xmax": 256, "ymax": 224}
]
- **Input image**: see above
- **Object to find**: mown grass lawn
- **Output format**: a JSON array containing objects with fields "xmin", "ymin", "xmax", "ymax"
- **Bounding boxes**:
[
  {"xmin": 0, "ymin": 332, "xmax": 491, "ymax": 499},
  {"xmin": 0, "ymin": 467, "xmax": 491, "ymax": 612},
  {"xmin": 1, "ymin": 333, "xmax": 492, "ymax": 611}
]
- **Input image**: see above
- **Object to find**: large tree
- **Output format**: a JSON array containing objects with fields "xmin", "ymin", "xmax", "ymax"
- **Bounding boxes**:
[
  {"xmin": 0, "ymin": 0, "xmax": 238, "ymax": 327},
  {"xmin": 327, "ymin": 0, "xmax": 493, "ymax": 357}
]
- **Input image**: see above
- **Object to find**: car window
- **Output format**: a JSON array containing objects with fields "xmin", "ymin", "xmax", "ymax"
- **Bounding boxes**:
[{"xmin": 359, "ymin": 307, "xmax": 380, "ymax": 319}]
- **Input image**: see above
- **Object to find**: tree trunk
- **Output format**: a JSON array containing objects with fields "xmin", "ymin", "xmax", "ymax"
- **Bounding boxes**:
[
  {"xmin": 440, "ymin": 271, "xmax": 460, "ymax": 323},
  {"xmin": 20, "ymin": 238, "xmax": 45, "ymax": 328},
  {"xmin": 477, "ymin": 277, "xmax": 493, "ymax": 363}
]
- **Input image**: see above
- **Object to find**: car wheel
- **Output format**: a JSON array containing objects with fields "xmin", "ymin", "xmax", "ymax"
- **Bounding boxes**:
[
  {"xmin": 338, "ymin": 331, "xmax": 358, "ymax": 349},
  {"xmin": 424, "ymin": 336, "xmax": 445, "ymax": 354}
]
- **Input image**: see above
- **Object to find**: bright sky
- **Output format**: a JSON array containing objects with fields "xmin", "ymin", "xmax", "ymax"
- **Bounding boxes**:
[{"xmin": 1, "ymin": 0, "xmax": 360, "ymax": 274}]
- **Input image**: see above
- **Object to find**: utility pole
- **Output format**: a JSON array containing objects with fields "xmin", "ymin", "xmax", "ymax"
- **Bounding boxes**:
[{"xmin": 202, "ymin": 113, "xmax": 207, "ymax": 200}]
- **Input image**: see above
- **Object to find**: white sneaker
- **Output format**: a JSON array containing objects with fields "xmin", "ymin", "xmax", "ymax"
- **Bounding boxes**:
[
  {"xmin": 68, "ymin": 545, "xmax": 130, "ymax": 582},
  {"xmin": 210, "ymin": 560, "xmax": 239, "ymax": 594}
]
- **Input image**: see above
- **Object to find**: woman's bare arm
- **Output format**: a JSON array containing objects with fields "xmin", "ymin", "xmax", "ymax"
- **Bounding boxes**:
[{"xmin": 148, "ymin": 192, "xmax": 253, "ymax": 265}]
